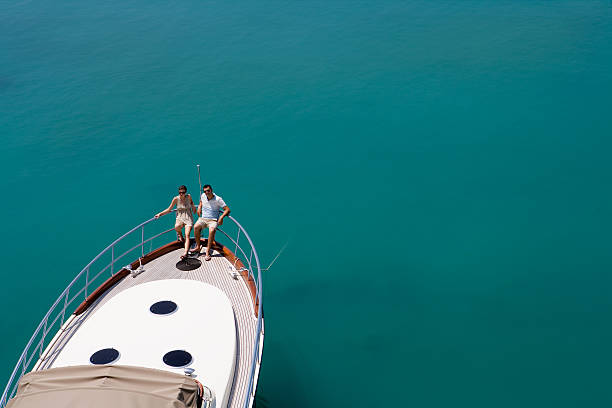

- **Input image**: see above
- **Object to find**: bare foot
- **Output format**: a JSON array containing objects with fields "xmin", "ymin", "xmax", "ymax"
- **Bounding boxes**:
[
  {"xmin": 180, "ymin": 254, "xmax": 187, "ymax": 260},
  {"xmin": 191, "ymin": 246, "xmax": 201, "ymax": 254},
  {"xmin": 204, "ymin": 253, "xmax": 212, "ymax": 261},
  {"xmin": 177, "ymin": 233, "xmax": 185, "ymax": 243}
]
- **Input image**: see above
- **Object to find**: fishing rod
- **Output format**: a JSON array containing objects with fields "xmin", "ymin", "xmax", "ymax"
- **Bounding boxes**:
[{"xmin": 262, "ymin": 241, "xmax": 289, "ymax": 272}]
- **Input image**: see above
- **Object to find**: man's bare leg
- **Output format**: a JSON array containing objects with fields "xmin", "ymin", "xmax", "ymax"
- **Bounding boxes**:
[
  {"xmin": 205, "ymin": 227, "xmax": 216, "ymax": 261},
  {"xmin": 193, "ymin": 224, "xmax": 202, "ymax": 253}
]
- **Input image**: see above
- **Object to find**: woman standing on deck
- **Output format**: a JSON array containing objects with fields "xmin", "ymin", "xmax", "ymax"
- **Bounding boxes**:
[{"xmin": 155, "ymin": 185, "xmax": 195, "ymax": 259}]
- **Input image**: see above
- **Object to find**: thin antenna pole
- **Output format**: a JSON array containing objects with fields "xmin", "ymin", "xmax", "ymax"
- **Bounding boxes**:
[{"xmin": 196, "ymin": 164, "xmax": 202, "ymax": 201}]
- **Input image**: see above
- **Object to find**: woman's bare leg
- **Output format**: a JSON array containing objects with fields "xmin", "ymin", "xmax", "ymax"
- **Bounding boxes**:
[
  {"xmin": 183, "ymin": 225, "xmax": 193, "ymax": 257},
  {"xmin": 175, "ymin": 224, "xmax": 185, "ymax": 242}
]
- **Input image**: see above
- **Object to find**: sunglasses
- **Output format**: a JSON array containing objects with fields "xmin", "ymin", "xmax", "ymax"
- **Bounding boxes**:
[
  {"xmin": 179, "ymin": 191, "xmax": 186, "ymax": 195},
  {"xmin": 203, "ymin": 189, "xmax": 211, "ymax": 193}
]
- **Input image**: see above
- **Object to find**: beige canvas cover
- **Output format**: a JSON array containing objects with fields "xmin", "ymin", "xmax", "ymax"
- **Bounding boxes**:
[{"xmin": 6, "ymin": 365, "xmax": 200, "ymax": 408}]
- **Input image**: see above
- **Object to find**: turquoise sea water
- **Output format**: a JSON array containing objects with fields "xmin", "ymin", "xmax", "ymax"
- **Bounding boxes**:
[{"xmin": 2, "ymin": 0, "xmax": 612, "ymax": 406}]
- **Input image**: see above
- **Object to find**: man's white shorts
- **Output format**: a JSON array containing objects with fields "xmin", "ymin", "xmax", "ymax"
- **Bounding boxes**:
[{"xmin": 195, "ymin": 218, "xmax": 218, "ymax": 230}]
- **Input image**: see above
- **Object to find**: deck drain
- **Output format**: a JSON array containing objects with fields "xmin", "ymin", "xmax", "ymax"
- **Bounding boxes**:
[
  {"xmin": 163, "ymin": 350, "xmax": 193, "ymax": 368},
  {"xmin": 175, "ymin": 258, "xmax": 201, "ymax": 271},
  {"xmin": 150, "ymin": 300, "xmax": 178, "ymax": 315},
  {"xmin": 90, "ymin": 348, "xmax": 120, "ymax": 365}
]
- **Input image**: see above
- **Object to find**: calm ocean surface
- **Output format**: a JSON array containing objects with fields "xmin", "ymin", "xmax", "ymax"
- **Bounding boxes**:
[{"xmin": 1, "ymin": 0, "xmax": 612, "ymax": 406}]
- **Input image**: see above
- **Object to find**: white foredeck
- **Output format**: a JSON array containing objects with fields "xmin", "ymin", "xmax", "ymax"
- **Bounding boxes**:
[{"xmin": 35, "ymin": 248, "xmax": 259, "ymax": 408}]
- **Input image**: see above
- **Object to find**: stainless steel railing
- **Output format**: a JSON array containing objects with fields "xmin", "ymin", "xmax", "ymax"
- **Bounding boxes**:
[
  {"xmin": 216, "ymin": 216, "xmax": 264, "ymax": 408},
  {"xmin": 0, "ymin": 214, "xmax": 264, "ymax": 408}
]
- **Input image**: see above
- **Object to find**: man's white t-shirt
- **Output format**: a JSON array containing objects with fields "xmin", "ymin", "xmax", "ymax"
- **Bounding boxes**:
[{"xmin": 200, "ymin": 194, "xmax": 227, "ymax": 219}]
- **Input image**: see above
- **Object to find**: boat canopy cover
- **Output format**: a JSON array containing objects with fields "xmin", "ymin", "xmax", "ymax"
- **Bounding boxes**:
[{"xmin": 6, "ymin": 365, "xmax": 200, "ymax": 408}]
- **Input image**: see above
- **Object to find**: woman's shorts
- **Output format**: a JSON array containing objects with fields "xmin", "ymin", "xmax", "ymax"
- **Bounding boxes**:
[
  {"xmin": 195, "ymin": 218, "xmax": 218, "ymax": 230},
  {"xmin": 175, "ymin": 216, "xmax": 194, "ymax": 228}
]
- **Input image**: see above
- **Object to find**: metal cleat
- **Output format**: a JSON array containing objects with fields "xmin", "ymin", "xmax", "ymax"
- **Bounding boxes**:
[{"xmin": 129, "ymin": 258, "xmax": 145, "ymax": 278}]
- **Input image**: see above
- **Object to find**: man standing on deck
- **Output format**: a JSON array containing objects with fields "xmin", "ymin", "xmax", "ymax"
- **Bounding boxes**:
[{"xmin": 192, "ymin": 184, "xmax": 230, "ymax": 261}]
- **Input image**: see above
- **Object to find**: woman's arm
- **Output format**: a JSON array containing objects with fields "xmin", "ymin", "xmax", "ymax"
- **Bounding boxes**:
[
  {"xmin": 155, "ymin": 197, "xmax": 177, "ymax": 219},
  {"xmin": 189, "ymin": 195, "xmax": 196, "ymax": 213}
]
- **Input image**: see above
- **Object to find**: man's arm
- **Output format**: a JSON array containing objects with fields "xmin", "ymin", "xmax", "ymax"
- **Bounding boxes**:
[
  {"xmin": 197, "ymin": 201, "xmax": 202, "ymax": 217},
  {"xmin": 217, "ymin": 205, "xmax": 230, "ymax": 226}
]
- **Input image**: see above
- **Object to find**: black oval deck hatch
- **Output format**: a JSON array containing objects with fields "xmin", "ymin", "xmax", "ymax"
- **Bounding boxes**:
[
  {"xmin": 90, "ymin": 348, "xmax": 120, "ymax": 365},
  {"xmin": 176, "ymin": 258, "xmax": 201, "ymax": 271},
  {"xmin": 150, "ymin": 300, "xmax": 178, "ymax": 315},
  {"xmin": 163, "ymin": 350, "xmax": 192, "ymax": 367}
]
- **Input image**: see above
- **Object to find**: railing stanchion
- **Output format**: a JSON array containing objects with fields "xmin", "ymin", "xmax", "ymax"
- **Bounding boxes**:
[
  {"xmin": 235, "ymin": 228, "xmax": 240, "ymax": 257},
  {"xmin": 40, "ymin": 319, "xmax": 48, "ymax": 356},
  {"xmin": 62, "ymin": 290, "xmax": 69, "ymax": 324},
  {"xmin": 141, "ymin": 225, "xmax": 145, "ymax": 257},
  {"xmin": 85, "ymin": 267, "xmax": 89, "ymax": 299},
  {"xmin": 111, "ymin": 245, "xmax": 114, "ymax": 275}
]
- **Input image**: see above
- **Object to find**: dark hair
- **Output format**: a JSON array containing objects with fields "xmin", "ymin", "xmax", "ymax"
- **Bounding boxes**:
[
  {"xmin": 203, "ymin": 184, "xmax": 212, "ymax": 191},
  {"xmin": 178, "ymin": 185, "xmax": 187, "ymax": 192}
]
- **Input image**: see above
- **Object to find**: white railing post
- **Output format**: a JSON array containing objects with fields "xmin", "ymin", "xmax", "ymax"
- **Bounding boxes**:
[
  {"xmin": 111, "ymin": 245, "xmax": 114, "ymax": 275},
  {"xmin": 235, "ymin": 228, "xmax": 240, "ymax": 256},
  {"xmin": 40, "ymin": 319, "xmax": 48, "ymax": 357},
  {"xmin": 85, "ymin": 267, "xmax": 89, "ymax": 298},
  {"xmin": 62, "ymin": 290, "xmax": 69, "ymax": 324},
  {"xmin": 141, "ymin": 225, "xmax": 145, "ymax": 257}
]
